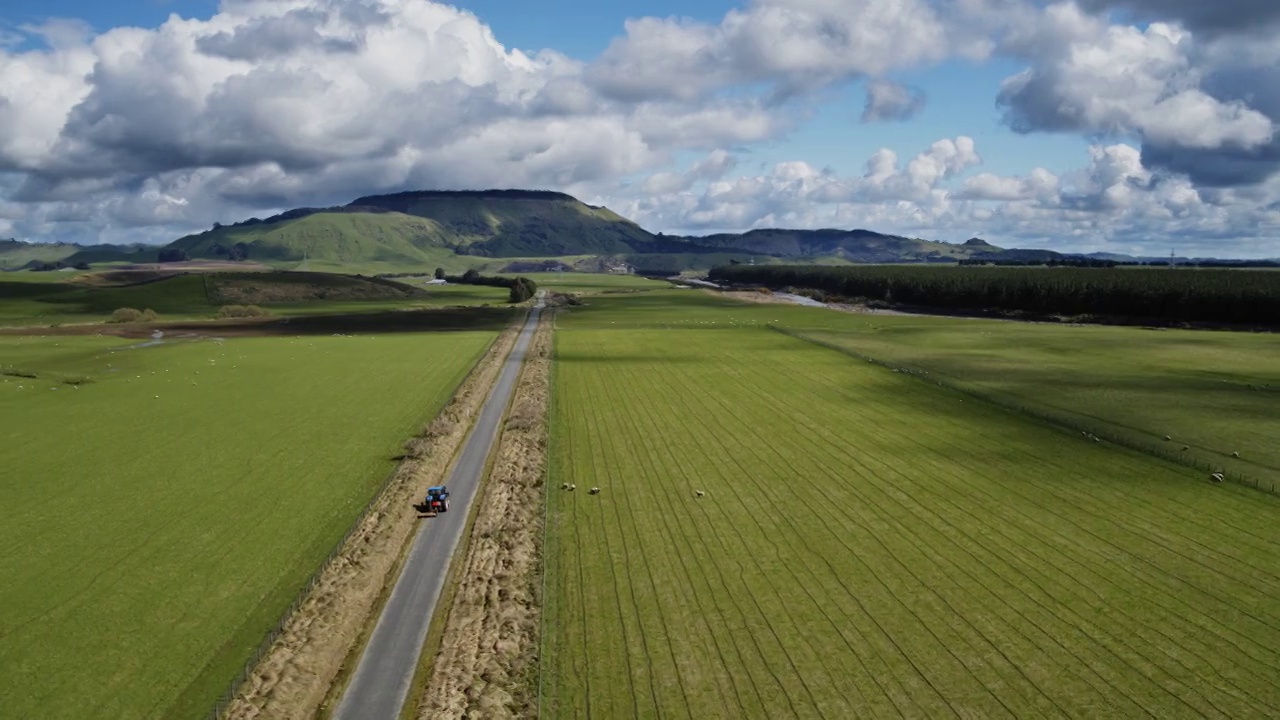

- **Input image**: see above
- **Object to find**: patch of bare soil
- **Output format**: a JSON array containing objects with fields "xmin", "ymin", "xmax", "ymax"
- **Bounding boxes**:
[
  {"xmin": 415, "ymin": 311, "xmax": 552, "ymax": 720},
  {"xmin": 222, "ymin": 319, "xmax": 524, "ymax": 720},
  {"xmin": 70, "ymin": 269, "xmax": 188, "ymax": 287},
  {"xmin": 719, "ymin": 289, "xmax": 797, "ymax": 305}
]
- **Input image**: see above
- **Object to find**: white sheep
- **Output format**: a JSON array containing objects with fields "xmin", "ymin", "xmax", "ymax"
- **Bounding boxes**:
[
  {"xmin": 568, "ymin": 484, "xmax": 576, "ymax": 491},
  {"xmin": 1164, "ymin": 435, "xmax": 1172, "ymax": 441},
  {"xmin": 561, "ymin": 483, "xmax": 570, "ymax": 490},
  {"xmin": 589, "ymin": 487, "xmax": 600, "ymax": 495},
  {"xmin": 1232, "ymin": 451, "xmax": 1240, "ymax": 458},
  {"xmin": 695, "ymin": 490, "xmax": 706, "ymax": 498},
  {"xmin": 1210, "ymin": 472, "xmax": 1225, "ymax": 483}
]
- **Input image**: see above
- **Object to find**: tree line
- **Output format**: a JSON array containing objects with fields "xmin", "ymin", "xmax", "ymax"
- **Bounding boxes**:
[
  {"xmin": 708, "ymin": 264, "xmax": 1280, "ymax": 325},
  {"xmin": 440, "ymin": 268, "xmax": 537, "ymax": 303}
]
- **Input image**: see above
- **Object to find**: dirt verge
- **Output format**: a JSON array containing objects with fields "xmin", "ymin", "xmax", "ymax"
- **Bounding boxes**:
[
  {"xmin": 414, "ymin": 310, "xmax": 553, "ymax": 720},
  {"xmin": 221, "ymin": 318, "xmax": 524, "ymax": 720}
]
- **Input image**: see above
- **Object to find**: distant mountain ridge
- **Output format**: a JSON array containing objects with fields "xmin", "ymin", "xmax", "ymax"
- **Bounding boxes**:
[
  {"xmin": 2, "ymin": 190, "xmax": 1272, "ymax": 271},
  {"xmin": 0, "ymin": 238, "xmax": 155, "ymax": 270}
]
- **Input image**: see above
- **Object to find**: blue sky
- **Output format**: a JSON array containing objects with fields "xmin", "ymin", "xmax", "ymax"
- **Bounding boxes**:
[
  {"xmin": 2, "ymin": 1, "xmax": 218, "ymax": 39},
  {"xmin": 0, "ymin": 0, "xmax": 1277, "ymax": 255}
]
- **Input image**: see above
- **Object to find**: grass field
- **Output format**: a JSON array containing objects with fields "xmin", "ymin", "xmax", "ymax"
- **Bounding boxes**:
[
  {"xmin": 0, "ymin": 272, "xmax": 517, "ymax": 326},
  {"xmin": 793, "ymin": 315, "xmax": 1280, "ymax": 491},
  {"xmin": 0, "ymin": 274, "xmax": 214, "ymax": 325},
  {"xmin": 0, "ymin": 326, "xmax": 498, "ymax": 718},
  {"xmin": 542, "ymin": 291, "xmax": 1280, "ymax": 718}
]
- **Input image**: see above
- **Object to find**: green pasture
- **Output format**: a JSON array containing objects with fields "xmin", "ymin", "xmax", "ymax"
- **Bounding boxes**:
[
  {"xmin": 0, "ymin": 275, "xmax": 213, "ymax": 326},
  {"xmin": 0, "ymin": 273, "xmax": 519, "ymax": 326},
  {"xmin": 542, "ymin": 291, "xmax": 1280, "ymax": 718},
  {"xmin": 0, "ymin": 326, "xmax": 497, "ymax": 718},
  {"xmin": 794, "ymin": 315, "xmax": 1280, "ymax": 491}
]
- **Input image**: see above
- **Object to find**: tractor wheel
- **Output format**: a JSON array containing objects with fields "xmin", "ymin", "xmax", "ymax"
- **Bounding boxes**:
[{"xmin": 442, "ymin": 498, "xmax": 450, "ymax": 512}]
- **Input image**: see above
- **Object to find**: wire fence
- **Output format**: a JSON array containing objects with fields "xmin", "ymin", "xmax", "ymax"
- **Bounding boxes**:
[
  {"xmin": 769, "ymin": 324, "xmax": 1279, "ymax": 498},
  {"xmin": 204, "ymin": 331, "xmax": 505, "ymax": 720},
  {"xmin": 204, "ymin": 460, "xmax": 403, "ymax": 720}
]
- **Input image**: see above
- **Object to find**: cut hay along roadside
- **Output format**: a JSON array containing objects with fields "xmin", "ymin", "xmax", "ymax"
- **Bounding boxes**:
[
  {"xmin": 330, "ymin": 298, "xmax": 544, "ymax": 720},
  {"xmin": 0, "ymin": 324, "xmax": 500, "ymax": 720},
  {"xmin": 541, "ymin": 292, "xmax": 1280, "ymax": 718},
  {"xmin": 415, "ymin": 309, "xmax": 553, "ymax": 719},
  {"xmin": 219, "ymin": 318, "xmax": 524, "ymax": 720}
]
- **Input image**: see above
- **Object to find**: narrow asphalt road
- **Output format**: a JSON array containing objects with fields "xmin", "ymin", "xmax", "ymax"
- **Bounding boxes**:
[{"xmin": 334, "ymin": 298, "xmax": 545, "ymax": 720}]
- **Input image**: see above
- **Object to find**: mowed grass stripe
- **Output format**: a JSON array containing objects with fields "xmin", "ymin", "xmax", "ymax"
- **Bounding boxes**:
[
  {"xmin": 580, "ymin": 364, "xmax": 658, "ymax": 719},
  {"xmin": 545, "ymin": 315, "xmax": 1280, "ymax": 719},
  {"xmin": 632, "ymin": 377, "xmax": 842, "ymax": 718},
  {"xmin": 694, "ymin": 363, "xmax": 1071, "ymax": 718},
  {"xmin": 773, "ymin": 337, "xmax": 1280, "ymax": 640},
  {"xmin": 752, "ymin": 335, "xmax": 1280, "ymax": 712},
  {"xmin": 613, "ymin": 357, "xmax": 781, "ymax": 717},
  {"xmin": 596, "ymin": 368, "xmax": 705, "ymax": 717},
  {"xmin": 662, "ymin": 337, "xmax": 1051, "ymax": 718},
  {"xmin": 649, "ymin": 371, "xmax": 918, "ymax": 718},
  {"xmin": 653, "ymin": 351, "xmax": 957, "ymax": 716},
  {"xmin": 734, "ymin": 347, "xmax": 1236, "ymax": 717},
  {"xmin": 620, "ymin": 387, "xmax": 771, "ymax": 718}
]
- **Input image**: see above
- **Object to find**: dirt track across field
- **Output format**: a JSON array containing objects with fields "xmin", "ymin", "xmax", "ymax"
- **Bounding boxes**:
[
  {"xmin": 414, "ymin": 310, "xmax": 553, "ymax": 719},
  {"xmin": 222, "ymin": 319, "xmax": 523, "ymax": 720}
]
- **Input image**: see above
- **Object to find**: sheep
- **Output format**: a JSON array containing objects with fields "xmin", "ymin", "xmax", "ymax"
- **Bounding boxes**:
[
  {"xmin": 589, "ymin": 487, "xmax": 600, "ymax": 495},
  {"xmin": 1181, "ymin": 445, "xmax": 1190, "ymax": 451},
  {"xmin": 695, "ymin": 490, "xmax": 706, "ymax": 498},
  {"xmin": 1164, "ymin": 435, "xmax": 1172, "ymax": 441},
  {"xmin": 568, "ymin": 484, "xmax": 576, "ymax": 491},
  {"xmin": 1232, "ymin": 451, "xmax": 1241, "ymax": 458},
  {"xmin": 561, "ymin": 483, "xmax": 570, "ymax": 490},
  {"xmin": 1210, "ymin": 472, "xmax": 1225, "ymax": 483}
]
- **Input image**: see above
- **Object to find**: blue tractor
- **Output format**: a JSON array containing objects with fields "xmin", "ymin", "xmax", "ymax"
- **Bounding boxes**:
[{"xmin": 419, "ymin": 485, "xmax": 450, "ymax": 516}]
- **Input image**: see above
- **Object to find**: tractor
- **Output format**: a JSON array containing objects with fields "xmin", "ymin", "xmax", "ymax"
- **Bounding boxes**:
[{"xmin": 417, "ymin": 485, "xmax": 450, "ymax": 516}]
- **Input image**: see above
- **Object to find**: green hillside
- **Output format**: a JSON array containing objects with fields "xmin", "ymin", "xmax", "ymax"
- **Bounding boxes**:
[
  {"xmin": 347, "ymin": 190, "xmax": 661, "ymax": 256},
  {"xmin": 1, "ymin": 239, "xmax": 158, "ymax": 270},
  {"xmin": 0, "ymin": 239, "xmax": 79, "ymax": 269},
  {"xmin": 169, "ymin": 211, "xmax": 459, "ymax": 266},
  {"xmin": 164, "ymin": 191, "xmax": 671, "ymax": 268}
]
